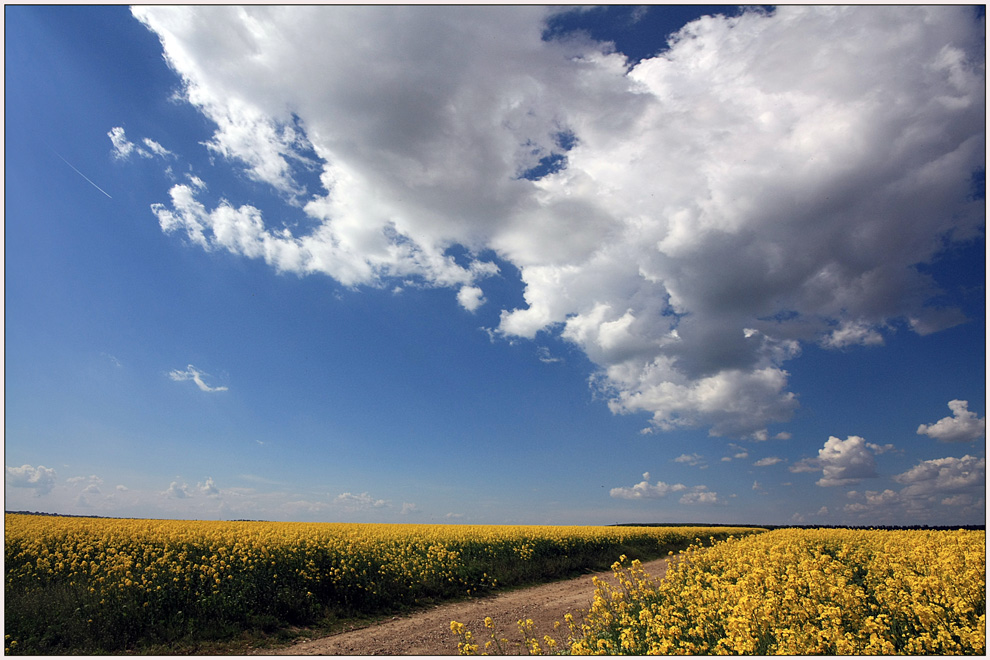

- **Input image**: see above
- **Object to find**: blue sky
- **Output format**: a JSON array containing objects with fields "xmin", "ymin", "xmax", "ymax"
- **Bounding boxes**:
[{"xmin": 5, "ymin": 5, "xmax": 985, "ymax": 526}]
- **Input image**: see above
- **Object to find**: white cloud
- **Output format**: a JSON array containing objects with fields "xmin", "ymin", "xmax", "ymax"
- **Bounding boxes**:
[
  {"xmin": 815, "ymin": 435, "xmax": 880, "ymax": 487},
  {"xmin": 838, "ymin": 455, "xmax": 985, "ymax": 522},
  {"xmin": 142, "ymin": 138, "xmax": 174, "ymax": 159},
  {"xmin": 165, "ymin": 481, "xmax": 193, "ymax": 498},
  {"xmin": 133, "ymin": 6, "xmax": 985, "ymax": 438},
  {"xmin": 679, "ymin": 488, "xmax": 718, "ymax": 505},
  {"xmin": 820, "ymin": 320, "xmax": 885, "ymax": 349},
  {"xmin": 199, "ymin": 477, "xmax": 221, "ymax": 497},
  {"xmin": 893, "ymin": 454, "xmax": 985, "ymax": 498},
  {"xmin": 789, "ymin": 458, "xmax": 820, "ymax": 474},
  {"xmin": 400, "ymin": 502, "xmax": 419, "ymax": 515},
  {"xmin": 609, "ymin": 472, "xmax": 687, "ymax": 499},
  {"xmin": 456, "ymin": 285, "xmax": 486, "ymax": 312},
  {"xmin": 333, "ymin": 491, "xmax": 389, "ymax": 509},
  {"xmin": 754, "ymin": 456, "xmax": 783, "ymax": 467},
  {"xmin": 673, "ymin": 453, "xmax": 705, "ymax": 467},
  {"xmin": 6, "ymin": 464, "xmax": 57, "ymax": 495},
  {"xmin": 108, "ymin": 126, "xmax": 137, "ymax": 160},
  {"xmin": 168, "ymin": 364, "xmax": 228, "ymax": 392},
  {"xmin": 108, "ymin": 126, "xmax": 174, "ymax": 160},
  {"xmin": 917, "ymin": 400, "xmax": 986, "ymax": 443}
]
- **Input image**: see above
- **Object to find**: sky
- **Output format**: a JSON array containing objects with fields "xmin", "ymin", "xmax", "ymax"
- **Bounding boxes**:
[{"xmin": 4, "ymin": 5, "xmax": 986, "ymax": 527}]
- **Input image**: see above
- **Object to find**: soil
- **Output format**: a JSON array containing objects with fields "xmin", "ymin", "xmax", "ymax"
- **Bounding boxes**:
[{"xmin": 263, "ymin": 557, "xmax": 671, "ymax": 656}]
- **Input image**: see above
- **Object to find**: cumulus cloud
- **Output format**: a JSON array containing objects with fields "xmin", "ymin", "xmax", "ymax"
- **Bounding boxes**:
[
  {"xmin": 893, "ymin": 454, "xmax": 985, "ymax": 498},
  {"xmin": 843, "ymin": 455, "xmax": 985, "ymax": 521},
  {"xmin": 814, "ymin": 435, "xmax": 880, "ymax": 487},
  {"xmin": 6, "ymin": 464, "xmax": 57, "ymax": 495},
  {"xmin": 917, "ymin": 400, "xmax": 986, "ymax": 442},
  {"xmin": 679, "ymin": 487, "xmax": 718, "ymax": 505},
  {"xmin": 165, "ymin": 481, "xmax": 193, "ymax": 498},
  {"xmin": 456, "ymin": 285, "xmax": 486, "ymax": 312},
  {"xmin": 199, "ymin": 477, "xmax": 221, "ymax": 497},
  {"xmin": 673, "ymin": 453, "xmax": 705, "ymax": 467},
  {"xmin": 754, "ymin": 456, "xmax": 784, "ymax": 467},
  {"xmin": 610, "ymin": 471, "xmax": 712, "ymax": 501},
  {"xmin": 168, "ymin": 364, "xmax": 228, "ymax": 392},
  {"xmin": 133, "ymin": 6, "xmax": 985, "ymax": 438},
  {"xmin": 334, "ymin": 491, "xmax": 389, "ymax": 509}
]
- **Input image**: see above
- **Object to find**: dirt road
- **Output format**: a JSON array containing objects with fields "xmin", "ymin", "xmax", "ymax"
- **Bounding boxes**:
[{"xmin": 268, "ymin": 557, "xmax": 670, "ymax": 655}]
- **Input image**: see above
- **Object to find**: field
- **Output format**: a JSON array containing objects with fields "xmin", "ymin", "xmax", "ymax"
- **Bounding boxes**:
[
  {"xmin": 453, "ymin": 528, "xmax": 986, "ymax": 655},
  {"xmin": 3, "ymin": 514, "xmax": 756, "ymax": 654}
]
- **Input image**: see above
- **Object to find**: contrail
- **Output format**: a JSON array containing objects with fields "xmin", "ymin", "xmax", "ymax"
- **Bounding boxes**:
[{"xmin": 52, "ymin": 149, "xmax": 113, "ymax": 199}]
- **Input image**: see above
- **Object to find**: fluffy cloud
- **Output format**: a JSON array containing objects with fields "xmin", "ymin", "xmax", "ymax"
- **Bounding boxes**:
[
  {"xmin": 456, "ymin": 285, "xmax": 486, "ymax": 312},
  {"xmin": 6, "ymin": 464, "xmax": 57, "ymax": 495},
  {"xmin": 843, "ymin": 455, "xmax": 985, "ymax": 521},
  {"xmin": 133, "ymin": 6, "xmax": 984, "ymax": 438},
  {"xmin": 198, "ymin": 477, "xmax": 221, "ymax": 497},
  {"xmin": 754, "ymin": 456, "xmax": 784, "ymax": 467},
  {"xmin": 894, "ymin": 454, "xmax": 985, "ymax": 498},
  {"xmin": 673, "ymin": 453, "xmax": 705, "ymax": 467},
  {"xmin": 168, "ymin": 364, "xmax": 228, "ymax": 392},
  {"xmin": 917, "ymin": 400, "xmax": 986, "ymax": 442},
  {"xmin": 610, "ymin": 472, "xmax": 686, "ymax": 499},
  {"xmin": 815, "ymin": 435, "xmax": 880, "ymax": 487},
  {"xmin": 610, "ymin": 471, "xmax": 713, "ymax": 502},
  {"xmin": 679, "ymin": 488, "xmax": 718, "ymax": 505},
  {"xmin": 164, "ymin": 481, "xmax": 193, "ymax": 498}
]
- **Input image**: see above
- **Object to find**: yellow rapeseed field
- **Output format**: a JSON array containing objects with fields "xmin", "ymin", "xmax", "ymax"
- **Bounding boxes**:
[
  {"xmin": 4, "ymin": 514, "xmax": 757, "ymax": 654},
  {"xmin": 454, "ymin": 528, "xmax": 986, "ymax": 655}
]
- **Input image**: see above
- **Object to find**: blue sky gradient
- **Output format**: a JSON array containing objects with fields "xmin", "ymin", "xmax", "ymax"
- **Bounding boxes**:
[{"xmin": 5, "ymin": 5, "xmax": 985, "ymax": 525}]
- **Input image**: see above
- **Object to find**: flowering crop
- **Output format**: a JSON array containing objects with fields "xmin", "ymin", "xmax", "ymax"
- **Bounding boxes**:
[
  {"xmin": 3, "ymin": 514, "xmax": 758, "ymax": 654},
  {"xmin": 468, "ymin": 528, "xmax": 984, "ymax": 655}
]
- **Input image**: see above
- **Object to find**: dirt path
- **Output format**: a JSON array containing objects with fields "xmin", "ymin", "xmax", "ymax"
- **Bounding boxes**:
[{"xmin": 266, "ymin": 557, "xmax": 670, "ymax": 656}]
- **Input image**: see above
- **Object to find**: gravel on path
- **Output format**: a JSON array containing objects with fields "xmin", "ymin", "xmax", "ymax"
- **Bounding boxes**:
[{"xmin": 265, "ymin": 556, "xmax": 671, "ymax": 656}]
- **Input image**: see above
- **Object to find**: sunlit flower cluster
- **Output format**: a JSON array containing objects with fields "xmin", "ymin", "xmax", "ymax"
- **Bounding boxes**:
[
  {"xmin": 491, "ymin": 528, "xmax": 984, "ymax": 655},
  {"xmin": 4, "ymin": 514, "xmax": 757, "ymax": 654}
]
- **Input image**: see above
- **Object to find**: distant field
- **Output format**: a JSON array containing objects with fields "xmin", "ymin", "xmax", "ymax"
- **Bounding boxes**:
[
  {"xmin": 3, "ymin": 514, "xmax": 759, "ymax": 654},
  {"xmin": 455, "ymin": 527, "xmax": 984, "ymax": 655}
]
